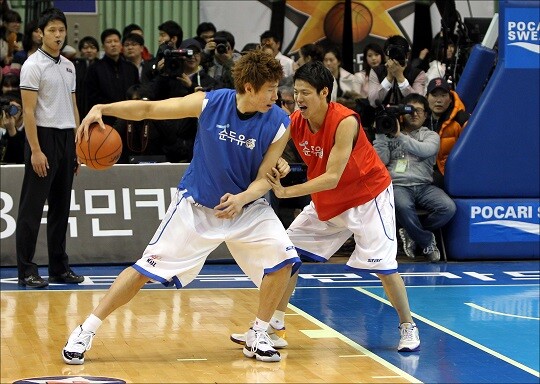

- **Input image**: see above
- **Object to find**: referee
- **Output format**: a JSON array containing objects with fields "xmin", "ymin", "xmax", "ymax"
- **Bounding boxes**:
[{"xmin": 16, "ymin": 8, "xmax": 84, "ymax": 288}]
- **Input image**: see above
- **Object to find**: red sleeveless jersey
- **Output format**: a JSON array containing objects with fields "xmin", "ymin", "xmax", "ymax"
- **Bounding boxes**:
[{"xmin": 290, "ymin": 102, "xmax": 391, "ymax": 221}]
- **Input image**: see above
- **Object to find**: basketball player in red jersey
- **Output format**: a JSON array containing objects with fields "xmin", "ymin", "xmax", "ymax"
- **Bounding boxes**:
[{"xmin": 232, "ymin": 61, "xmax": 420, "ymax": 352}]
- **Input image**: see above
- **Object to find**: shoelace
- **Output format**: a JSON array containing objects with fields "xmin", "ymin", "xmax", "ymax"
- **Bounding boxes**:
[
  {"xmin": 423, "ymin": 243, "xmax": 437, "ymax": 254},
  {"xmin": 249, "ymin": 330, "xmax": 275, "ymax": 352},
  {"xmin": 75, "ymin": 328, "xmax": 95, "ymax": 351},
  {"xmin": 400, "ymin": 325, "xmax": 416, "ymax": 341}
]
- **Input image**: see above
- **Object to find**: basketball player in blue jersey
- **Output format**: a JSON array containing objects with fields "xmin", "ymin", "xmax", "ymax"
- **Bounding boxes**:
[{"xmin": 63, "ymin": 50, "xmax": 301, "ymax": 364}]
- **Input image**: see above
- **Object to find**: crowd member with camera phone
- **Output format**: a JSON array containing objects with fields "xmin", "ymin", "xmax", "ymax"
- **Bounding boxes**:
[
  {"xmin": 369, "ymin": 35, "xmax": 427, "ymax": 107},
  {"xmin": 373, "ymin": 93, "xmax": 456, "ymax": 262},
  {"xmin": 0, "ymin": 92, "xmax": 25, "ymax": 163}
]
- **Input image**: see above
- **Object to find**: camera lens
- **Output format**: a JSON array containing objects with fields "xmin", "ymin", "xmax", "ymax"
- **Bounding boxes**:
[{"xmin": 216, "ymin": 43, "xmax": 227, "ymax": 55}]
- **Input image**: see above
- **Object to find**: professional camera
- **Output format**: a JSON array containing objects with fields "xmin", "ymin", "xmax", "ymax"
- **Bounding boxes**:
[
  {"xmin": 214, "ymin": 37, "xmax": 229, "ymax": 55},
  {"xmin": 385, "ymin": 44, "xmax": 408, "ymax": 66},
  {"xmin": 0, "ymin": 98, "xmax": 20, "ymax": 117},
  {"xmin": 374, "ymin": 103, "xmax": 414, "ymax": 136},
  {"xmin": 157, "ymin": 43, "xmax": 194, "ymax": 77}
]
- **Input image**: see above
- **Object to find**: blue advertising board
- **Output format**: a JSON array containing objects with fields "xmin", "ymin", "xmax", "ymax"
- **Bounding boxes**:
[{"xmin": 54, "ymin": 0, "xmax": 97, "ymax": 13}]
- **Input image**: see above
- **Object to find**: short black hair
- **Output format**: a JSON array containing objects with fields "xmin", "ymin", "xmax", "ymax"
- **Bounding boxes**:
[
  {"xmin": 384, "ymin": 35, "xmax": 410, "ymax": 54},
  {"xmin": 402, "ymin": 93, "xmax": 429, "ymax": 113},
  {"xmin": 260, "ymin": 30, "xmax": 281, "ymax": 44},
  {"xmin": 299, "ymin": 43, "xmax": 324, "ymax": 63},
  {"xmin": 196, "ymin": 22, "xmax": 216, "ymax": 37},
  {"xmin": 38, "ymin": 7, "xmax": 66, "ymax": 32},
  {"xmin": 3, "ymin": 9, "xmax": 22, "ymax": 24},
  {"xmin": 100, "ymin": 28, "xmax": 121, "ymax": 44},
  {"xmin": 122, "ymin": 33, "xmax": 144, "ymax": 46},
  {"xmin": 293, "ymin": 61, "xmax": 334, "ymax": 103},
  {"xmin": 158, "ymin": 20, "xmax": 183, "ymax": 47},
  {"xmin": 78, "ymin": 36, "xmax": 99, "ymax": 51},
  {"xmin": 123, "ymin": 23, "xmax": 143, "ymax": 37}
]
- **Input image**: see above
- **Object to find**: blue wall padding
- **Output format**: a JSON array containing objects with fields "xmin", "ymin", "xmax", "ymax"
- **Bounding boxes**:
[
  {"xmin": 446, "ymin": 199, "xmax": 540, "ymax": 260},
  {"xmin": 455, "ymin": 45, "xmax": 497, "ymax": 113},
  {"xmin": 445, "ymin": 63, "xmax": 540, "ymax": 198}
]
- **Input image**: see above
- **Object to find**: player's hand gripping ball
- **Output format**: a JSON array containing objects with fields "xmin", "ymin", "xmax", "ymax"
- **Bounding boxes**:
[{"xmin": 76, "ymin": 122, "xmax": 122, "ymax": 170}]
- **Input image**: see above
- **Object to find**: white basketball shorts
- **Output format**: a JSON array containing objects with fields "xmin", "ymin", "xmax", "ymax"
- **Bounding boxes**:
[
  {"xmin": 133, "ymin": 190, "xmax": 301, "ymax": 288},
  {"xmin": 287, "ymin": 184, "xmax": 398, "ymax": 274}
]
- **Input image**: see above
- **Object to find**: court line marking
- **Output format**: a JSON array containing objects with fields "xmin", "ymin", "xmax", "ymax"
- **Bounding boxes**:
[
  {"xmin": 354, "ymin": 287, "xmax": 540, "ymax": 378},
  {"xmin": 176, "ymin": 358, "xmax": 208, "ymax": 361},
  {"xmin": 288, "ymin": 303, "xmax": 422, "ymax": 384},
  {"xmin": 464, "ymin": 302, "xmax": 540, "ymax": 320}
]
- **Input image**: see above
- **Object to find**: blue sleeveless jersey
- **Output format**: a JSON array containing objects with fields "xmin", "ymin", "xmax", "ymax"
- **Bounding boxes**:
[{"xmin": 179, "ymin": 89, "xmax": 290, "ymax": 208}]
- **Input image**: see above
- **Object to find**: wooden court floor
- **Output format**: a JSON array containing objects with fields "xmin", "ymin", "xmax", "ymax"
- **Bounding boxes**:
[{"xmin": 1, "ymin": 288, "xmax": 416, "ymax": 383}]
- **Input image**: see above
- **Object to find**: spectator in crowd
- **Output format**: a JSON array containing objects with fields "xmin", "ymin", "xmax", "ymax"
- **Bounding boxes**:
[
  {"xmin": 281, "ymin": 43, "xmax": 321, "ymax": 87},
  {"xmin": 73, "ymin": 36, "xmax": 99, "ymax": 119},
  {"xmin": 142, "ymin": 20, "xmax": 183, "ymax": 84},
  {"xmin": 84, "ymin": 28, "xmax": 139, "ymax": 126},
  {"xmin": 122, "ymin": 32, "xmax": 146, "ymax": 80},
  {"xmin": 0, "ymin": 90, "xmax": 24, "ymax": 163},
  {"xmin": 373, "ymin": 93, "xmax": 455, "ymax": 262},
  {"xmin": 194, "ymin": 21, "xmax": 216, "ymax": 68},
  {"xmin": 114, "ymin": 84, "xmax": 195, "ymax": 163},
  {"xmin": 354, "ymin": 42, "xmax": 385, "ymax": 132},
  {"xmin": 260, "ymin": 30, "xmax": 294, "ymax": 78},
  {"xmin": 241, "ymin": 42, "xmax": 259, "ymax": 53},
  {"xmin": 206, "ymin": 30, "xmax": 240, "ymax": 90},
  {"xmin": 1, "ymin": 71, "xmax": 18, "ymax": 94},
  {"xmin": 0, "ymin": 9, "xmax": 22, "ymax": 67},
  {"xmin": 122, "ymin": 23, "xmax": 152, "ymax": 61},
  {"xmin": 424, "ymin": 34, "xmax": 461, "ymax": 91},
  {"xmin": 11, "ymin": 20, "xmax": 41, "ymax": 70},
  {"xmin": 424, "ymin": 78, "xmax": 469, "ymax": 189},
  {"xmin": 323, "ymin": 44, "xmax": 361, "ymax": 109},
  {"xmin": 369, "ymin": 35, "xmax": 427, "ymax": 107},
  {"xmin": 16, "ymin": 7, "xmax": 83, "ymax": 288}
]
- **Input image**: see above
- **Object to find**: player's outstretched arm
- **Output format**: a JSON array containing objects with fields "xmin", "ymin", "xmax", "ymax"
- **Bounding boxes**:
[{"xmin": 77, "ymin": 92, "xmax": 206, "ymax": 142}]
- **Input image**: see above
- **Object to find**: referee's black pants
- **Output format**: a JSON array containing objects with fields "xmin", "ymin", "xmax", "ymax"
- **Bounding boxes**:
[{"xmin": 16, "ymin": 127, "xmax": 77, "ymax": 280}]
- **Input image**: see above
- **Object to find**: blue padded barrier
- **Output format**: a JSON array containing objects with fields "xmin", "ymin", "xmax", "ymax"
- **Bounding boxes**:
[{"xmin": 455, "ymin": 44, "xmax": 497, "ymax": 113}]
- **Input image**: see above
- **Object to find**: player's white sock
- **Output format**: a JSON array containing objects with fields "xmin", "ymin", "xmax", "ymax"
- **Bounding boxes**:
[
  {"xmin": 82, "ymin": 314, "xmax": 102, "ymax": 333},
  {"xmin": 253, "ymin": 318, "xmax": 269, "ymax": 332},
  {"xmin": 270, "ymin": 310, "xmax": 285, "ymax": 329}
]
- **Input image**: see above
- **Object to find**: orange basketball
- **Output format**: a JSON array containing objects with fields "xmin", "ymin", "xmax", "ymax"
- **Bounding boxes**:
[
  {"xmin": 324, "ymin": 2, "xmax": 373, "ymax": 44},
  {"xmin": 76, "ymin": 122, "xmax": 122, "ymax": 170}
]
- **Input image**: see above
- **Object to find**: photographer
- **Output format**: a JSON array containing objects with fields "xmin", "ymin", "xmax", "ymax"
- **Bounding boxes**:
[
  {"xmin": 141, "ymin": 20, "xmax": 183, "ymax": 84},
  {"xmin": 206, "ymin": 30, "xmax": 241, "ymax": 90},
  {"xmin": 149, "ymin": 38, "xmax": 216, "ymax": 100},
  {"xmin": 373, "ymin": 93, "xmax": 455, "ymax": 262},
  {"xmin": 368, "ymin": 35, "xmax": 427, "ymax": 107},
  {"xmin": 0, "ymin": 92, "xmax": 24, "ymax": 163}
]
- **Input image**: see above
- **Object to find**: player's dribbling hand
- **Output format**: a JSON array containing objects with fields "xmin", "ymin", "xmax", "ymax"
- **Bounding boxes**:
[
  {"xmin": 214, "ymin": 193, "xmax": 244, "ymax": 219},
  {"xmin": 266, "ymin": 167, "xmax": 286, "ymax": 198},
  {"xmin": 77, "ymin": 106, "xmax": 105, "ymax": 143}
]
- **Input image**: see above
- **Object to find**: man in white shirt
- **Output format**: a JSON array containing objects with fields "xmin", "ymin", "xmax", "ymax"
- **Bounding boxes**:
[{"xmin": 260, "ymin": 30, "xmax": 294, "ymax": 78}]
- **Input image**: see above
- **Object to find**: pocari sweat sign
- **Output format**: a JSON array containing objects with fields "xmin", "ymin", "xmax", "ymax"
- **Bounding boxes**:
[
  {"xmin": 469, "ymin": 201, "xmax": 540, "ymax": 243},
  {"xmin": 505, "ymin": 7, "xmax": 540, "ymax": 68}
]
